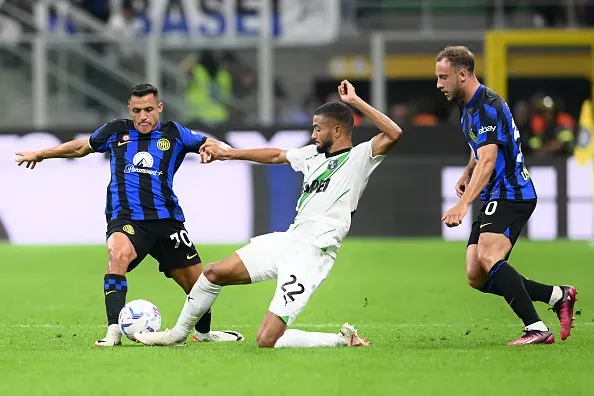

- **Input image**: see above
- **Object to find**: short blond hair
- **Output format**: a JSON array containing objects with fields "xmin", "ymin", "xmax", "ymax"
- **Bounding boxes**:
[{"xmin": 436, "ymin": 46, "xmax": 475, "ymax": 74}]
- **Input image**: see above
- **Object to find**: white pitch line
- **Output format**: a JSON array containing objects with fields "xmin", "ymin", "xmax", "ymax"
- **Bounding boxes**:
[{"xmin": 5, "ymin": 322, "xmax": 594, "ymax": 329}]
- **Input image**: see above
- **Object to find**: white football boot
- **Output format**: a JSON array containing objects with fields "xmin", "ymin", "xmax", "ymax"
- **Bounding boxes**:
[
  {"xmin": 133, "ymin": 328, "xmax": 187, "ymax": 346},
  {"xmin": 337, "ymin": 323, "xmax": 370, "ymax": 347},
  {"xmin": 193, "ymin": 330, "xmax": 244, "ymax": 342},
  {"xmin": 94, "ymin": 324, "xmax": 123, "ymax": 347}
]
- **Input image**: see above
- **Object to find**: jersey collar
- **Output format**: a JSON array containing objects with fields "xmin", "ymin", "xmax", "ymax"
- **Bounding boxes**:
[
  {"xmin": 464, "ymin": 84, "xmax": 484, "ymax": 110},
  {"xmin": 325, "ymin": 147, "xmax": 352, "ymax": 158}
]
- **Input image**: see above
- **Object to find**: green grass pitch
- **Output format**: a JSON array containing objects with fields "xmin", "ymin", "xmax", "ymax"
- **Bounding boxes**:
[{"xmin": 0, "ymin": 239, "xmax": 592, "ymax": 395}]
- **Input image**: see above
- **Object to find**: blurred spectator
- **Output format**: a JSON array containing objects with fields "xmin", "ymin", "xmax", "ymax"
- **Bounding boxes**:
[
  {"xmin": 528, "ymin": 96, "xmax": 575, "ymax": 156},
  {"xmin": 78, "ymin": 0, "xmax": 110, "ymax": 23},
  {"xmin": 411, "ymin": 100, "xmax": 439, "ymax": 126},
  {"xmin": 106, "ymin": 0, "xmax": 146, "ymax": 41},
  {"xmin": 389, "ymin": 103, "xmax": 410, "ymax": 124},
  {"xmin": 486, "ymin": 0, "xmax": 576, "ymax": 27},
  {"xmin": 532, "ymin": 1, "xmax": 568, "ymax": 27},
  {"xmin": 293, "ymin": 94, "xmax": 322, "ymax": 125},
  {"xmin": 0, "ymin": 14, "xmax": 22, "ymax": 48},
  {"xmin": 273, "ymin": 80, "xmax": 291, "ymax": 124},
  {"xmin": 513, "ymin": 100, "xmax": 532, "ymax": 153},
  {"xmin": 0, "ymin": 14, "xmax": 22, "ymax": 68},
  {"xmin": 220, "ymin": 52, "xmax": 253, "ymax": 98},
  {"xmin": 577, "ymin": 0, "xmax": 594, "ymax": 25},
  {"xmin": 184, "ymin": 50, "xmax": 232, "ymax": 125}
]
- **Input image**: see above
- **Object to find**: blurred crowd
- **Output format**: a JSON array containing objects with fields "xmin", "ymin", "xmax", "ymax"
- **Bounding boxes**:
[
  {"xmin": 0, "ymin": 0, "xmax": 592, "ymax": 153},
  {"xmin": 350, "ymin": 0, "xmax": 594, "ymax": 28},
  {"xmin": 379, "ymin": 95, "xmax": 578, "ymax": 157}
]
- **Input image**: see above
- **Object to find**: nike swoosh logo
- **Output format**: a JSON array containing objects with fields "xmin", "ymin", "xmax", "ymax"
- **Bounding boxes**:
[
  {"xmin": 105, "ymin": 290, "xmax": 117, "ymax": 295},
  {"xmin": 480, "ymin": 223, "xmax": 492, "ymax": 228},
  {"xmin": 118, "ymin": 141, "xmax": 131, "ymax": 146},
  {"xmin": 186, "ymin": 253, "xmax": 198, "ymax": 260}
]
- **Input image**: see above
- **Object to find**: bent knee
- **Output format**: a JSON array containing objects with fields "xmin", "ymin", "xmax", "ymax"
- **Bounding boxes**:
[
  {"xmin": 467, "ymin": 276, "xmax": 485, "ymax": 290},
  {"xmin": 107, "ymin": 245, "xmax": 135, "ymax": 274},
  {"xmin": 476, "ymin": 251, "xmax": 504, "ymax": 272},
  {"xmin": 203, "ymin": 263, "xmax": 222, "ymax": 285},
  {"xmin": 256, "ymin": 333, "xmax": 279, "ymax": 348}
]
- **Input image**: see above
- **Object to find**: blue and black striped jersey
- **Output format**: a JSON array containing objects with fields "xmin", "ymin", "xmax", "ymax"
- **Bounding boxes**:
[
  {"xmin": 89, "ymin": 119, "xmax": 206, "ymax": 222},
  {"xmin": 460, "ymin": 84, "xmax": 537, "ymax": 202}
]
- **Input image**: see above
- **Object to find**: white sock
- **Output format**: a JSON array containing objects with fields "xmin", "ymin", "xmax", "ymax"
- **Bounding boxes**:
[
  {"xmin": 526, "ymin": 321, "xmax": 548, "ymax": 332},
  {"xmin": 274, "ymin": 329, "xmax": 347, "ymax": 348},
  {"xmin": 107, "ymin": 323, "xmax": 121, "ymax": 337},
  {"xmin": 171, "ymin": 274, "xmax": 221, "ymax": 338},
  {"xmin": 548, "ymin": 286, "xmax": 563, "ymax": 306}
]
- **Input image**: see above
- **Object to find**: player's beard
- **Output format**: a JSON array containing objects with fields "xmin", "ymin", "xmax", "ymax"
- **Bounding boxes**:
[
  {"xmin": 450, "ymin": 82, "xmax": 463, "ymax": 102},
  {"xmin": 316, "ymin": 139, "xmax": 333, "ymax": 154}
]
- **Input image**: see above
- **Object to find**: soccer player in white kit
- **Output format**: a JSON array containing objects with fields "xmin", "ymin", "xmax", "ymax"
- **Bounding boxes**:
[{"xmin": 134, "ymin": 80, "xmax": 403, "ymax": 348}]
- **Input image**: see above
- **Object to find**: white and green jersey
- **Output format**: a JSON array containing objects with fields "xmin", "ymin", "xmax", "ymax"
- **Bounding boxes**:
[{"xmin": 285, "ymin": 140, "xmax": 385, "ymax": 257}]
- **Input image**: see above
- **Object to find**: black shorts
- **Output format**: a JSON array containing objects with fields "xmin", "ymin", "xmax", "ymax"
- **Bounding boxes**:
[
  {"xmin": 106, "ymin": 219, "xmax": 201, "ymax": 278},
  {"xmin": 467, "ymin": 199, "xmax": 536, "ymax": 250}
]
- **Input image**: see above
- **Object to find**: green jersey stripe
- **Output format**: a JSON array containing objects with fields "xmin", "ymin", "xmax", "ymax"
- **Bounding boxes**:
[
  {"xmin": 297, "ymin": 154, "xmax": 350, "ymax": 212},
  {"xmin": 325, "ymin": 189, "xmax": 351, "ymax": 213}
]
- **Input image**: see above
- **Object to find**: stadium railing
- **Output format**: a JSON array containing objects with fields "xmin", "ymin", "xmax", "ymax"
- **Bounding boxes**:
[{"xmin": 0, "ymin": 0, "xmax": 278, "ymax": 129}]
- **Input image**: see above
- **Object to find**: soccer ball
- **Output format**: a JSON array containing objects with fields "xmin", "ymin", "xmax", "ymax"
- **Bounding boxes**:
[{"xmin": 118, "ymin": 299, "xmax": 162, "ymax": 340}]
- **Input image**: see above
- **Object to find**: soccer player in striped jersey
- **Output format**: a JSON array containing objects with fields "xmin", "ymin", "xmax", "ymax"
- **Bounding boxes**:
[
  {"xmin": 15, "ymin": 83, "xmax": 243, "ymax": 346},
  {"xmin": 436, "ymin": 46, "xmax": 578, "ymax": 345},
  {"xmin": 133, "ymin": 80, "xmax": 402, "ymax": 348}
]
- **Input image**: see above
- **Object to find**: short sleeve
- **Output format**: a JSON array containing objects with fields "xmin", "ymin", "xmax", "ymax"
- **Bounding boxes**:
[
  {"xmin": 173, "ymin": 121, "xmax": 207, "ymax": 153},
  {"xmin": 476, "ymin": 104, "xmax": 505, "ymax": 148},
  {"xmin": 350, "ymin": 140, "xmax": 385, "ymax": 176},
  {"xmin": 89, "ymin": 120, "xmax": 120, "ymax": 153},
  {"xmin": 286, "ymin": 145, "xmax": 317, "ymax": 173}
]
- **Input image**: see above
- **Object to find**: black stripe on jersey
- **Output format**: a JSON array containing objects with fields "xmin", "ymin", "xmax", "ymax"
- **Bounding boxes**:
[
  {"xmin": 106, "ymin": 184, "xmax": 113, "ymax": 219},
  {"xmin": 498, "ymin": 178, "xmax": 507, "ymax": 200},
  {"xmin": 500, "ymin": 113, "xmax": 523, "ymax": 199},
  {"xmin": 114, "ymin": 138, "xmax": 130, "ymax": 219},
  {"xmin": 137, "ymin": 137, "xmax": 158, "ymax": 219},
  {"xmin": 159, "ymin": 139, "xmax": 176, "ymax": 218}
]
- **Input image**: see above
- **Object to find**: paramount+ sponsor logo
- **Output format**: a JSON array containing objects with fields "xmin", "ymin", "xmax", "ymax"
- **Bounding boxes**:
[{"xmin": 124, "ymin": 152, "xmax": 163, "ymax": 176}]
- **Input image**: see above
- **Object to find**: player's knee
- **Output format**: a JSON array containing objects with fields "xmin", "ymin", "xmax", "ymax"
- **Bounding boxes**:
[
  {"xmin": 202, "ymin": 264, "xmax": 222, "ymax": 285},
  {"xmin": 467, "ymin": 276, "xmax": 484, "ymax": 290},
  {"xmin": 256, "ymin": 332, "xmax": 278, "ymax": 348},
  {"xmin": 466, "ymin": 264, "xmax": 485, "ymax": 289},
  {"xmin": 476, "ymin": 249, "xmax": 500, "ymax": 272},
  {"xmin": 107, "ymin": 244, "xmax": 133, "ymax": 273}
]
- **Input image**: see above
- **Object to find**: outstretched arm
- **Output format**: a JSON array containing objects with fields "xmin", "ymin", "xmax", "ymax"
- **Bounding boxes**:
[
  {"xmin": 200, "ymin": 141, "xmax": 289, "ymax": 165},
  {"xmin": 15, "ymin": 139, "xmax": 93, "ymax": 169},
  {"xmin": 338, "ymin": 80, "xmax": 403, "ymax": 156}
]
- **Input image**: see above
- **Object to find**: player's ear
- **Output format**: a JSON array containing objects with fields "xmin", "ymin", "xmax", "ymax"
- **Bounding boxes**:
[
  {"xmin": 334, "ymin": 124, "xmax": 342, "ymax": 138},
  {"xmin": 158, "ymin": 101, "xmax": 164, "ymax": 113},
  {"xmin": 459, "ymin": 68, "xmax": 467, "ymax": 82}
]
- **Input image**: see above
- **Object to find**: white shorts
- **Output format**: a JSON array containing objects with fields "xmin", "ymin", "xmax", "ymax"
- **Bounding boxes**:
[{"xmin": 236, "ymin": 232, "xmax": 334, "ymax": 326}]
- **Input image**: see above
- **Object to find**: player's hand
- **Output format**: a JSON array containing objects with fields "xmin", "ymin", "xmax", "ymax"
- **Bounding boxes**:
[
  {"xmin": 441, "ymin": 201, "xmax": 470, "ymax": 228},
  {"xmin": 338, "ymin": 80, "xmax": 359, "ymax": 104},
  {"xmin": 15, "ymin": 151, "xmax": 43, "ymax": 169},
  {"xmin": 199, "ymin": 140, "xmax": 233, "ymax": 162},
  {"xmin": 455, "ymin": 173, "xmax": 470, "ymax": 198}
]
